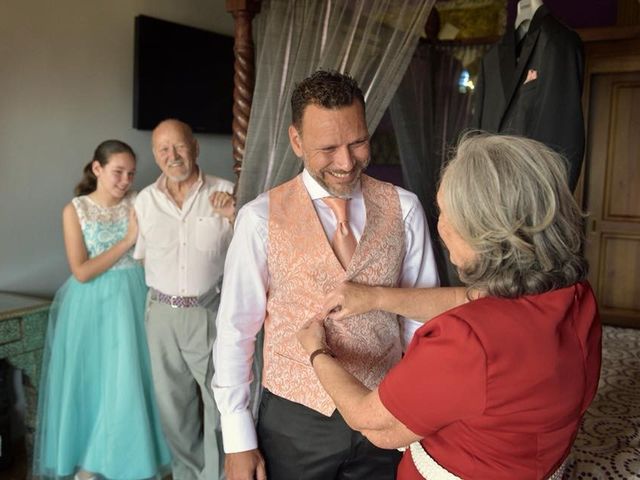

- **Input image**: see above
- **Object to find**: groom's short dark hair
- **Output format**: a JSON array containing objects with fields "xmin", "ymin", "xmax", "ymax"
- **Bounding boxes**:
[{"xmin": 291, "ymin": 70, "xmax": 365, "ymax": 129}]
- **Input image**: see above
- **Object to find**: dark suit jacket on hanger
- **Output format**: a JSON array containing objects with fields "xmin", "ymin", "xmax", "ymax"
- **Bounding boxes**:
[{"xmin": 471, "ymin": 5, "xmax": 585, "ymax": 191}]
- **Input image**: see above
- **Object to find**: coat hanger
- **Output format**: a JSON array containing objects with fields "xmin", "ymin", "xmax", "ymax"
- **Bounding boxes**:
[{"xmin": 515, "ymin": 0, "xmax": 543, "ymax": 35}]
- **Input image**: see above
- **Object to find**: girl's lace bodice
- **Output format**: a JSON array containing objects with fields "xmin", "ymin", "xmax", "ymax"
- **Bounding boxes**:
[{"xmin": 71, "ymin": 193, "xmax": 137, "ymax": 270}]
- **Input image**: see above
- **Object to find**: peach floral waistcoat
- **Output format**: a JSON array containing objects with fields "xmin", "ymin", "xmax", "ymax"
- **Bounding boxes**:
[{"xmin": 265, "ymin": 174, "xmax": 405, "ymax": 415}]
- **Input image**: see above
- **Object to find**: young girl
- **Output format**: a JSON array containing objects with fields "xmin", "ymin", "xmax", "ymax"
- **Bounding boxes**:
[{"xmin": 33, "ymin": 140, "xmax": 171, "ymax": 480}]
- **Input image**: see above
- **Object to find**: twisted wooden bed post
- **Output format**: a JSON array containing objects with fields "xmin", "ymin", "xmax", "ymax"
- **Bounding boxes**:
[{"xmin": 226, "ymin": 0, "xmax": 261, "ymax": 182}]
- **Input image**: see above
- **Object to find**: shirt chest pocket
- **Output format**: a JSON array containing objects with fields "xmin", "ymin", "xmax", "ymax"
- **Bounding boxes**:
[{"xmin": 195, "ymin": 216, "xmax": 229, "ymax": 257}]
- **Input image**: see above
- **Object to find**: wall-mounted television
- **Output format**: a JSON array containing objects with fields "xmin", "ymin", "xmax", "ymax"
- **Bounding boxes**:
[{"xmin": 133, "ymin": 15, "xmax": 234, "ymax": 134}]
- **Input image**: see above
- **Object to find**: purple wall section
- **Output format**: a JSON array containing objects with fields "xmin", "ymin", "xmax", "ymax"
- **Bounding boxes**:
[
  {"xmin": 366, "ymin": 164, "xmax": 405, "ymax": 188},
  {"xmin": 507, "ymin": 0, "xmax": 617, "ymax": 28}
]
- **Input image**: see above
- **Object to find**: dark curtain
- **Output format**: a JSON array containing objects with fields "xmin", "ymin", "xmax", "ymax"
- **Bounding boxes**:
[{"xmin": 389, "ymin": 41, "xmax": 491, "ymax": 285}]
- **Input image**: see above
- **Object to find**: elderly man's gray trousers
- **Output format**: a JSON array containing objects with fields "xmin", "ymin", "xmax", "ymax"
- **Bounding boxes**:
[{"xmin": 144, "ymin": 293, "xmax": 223, "ymax": 480}]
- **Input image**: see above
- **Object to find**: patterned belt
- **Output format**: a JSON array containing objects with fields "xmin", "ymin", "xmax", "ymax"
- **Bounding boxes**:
[{"xmin": 150, "ymin": 289, "xmax": 200, "ymax": 308}]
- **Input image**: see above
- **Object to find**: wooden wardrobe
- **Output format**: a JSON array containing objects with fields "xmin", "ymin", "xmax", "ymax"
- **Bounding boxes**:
[{"xmin": 579, "ymin": 26, "xmax": 640, "ymax": 328}]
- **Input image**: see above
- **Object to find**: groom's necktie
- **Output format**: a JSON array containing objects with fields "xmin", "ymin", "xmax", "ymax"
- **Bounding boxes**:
[{"xmin": 323, "ymin": 197, "xmax": 357, "ymax": 269}]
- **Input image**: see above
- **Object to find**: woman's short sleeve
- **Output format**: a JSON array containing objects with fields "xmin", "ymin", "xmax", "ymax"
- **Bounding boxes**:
[{"xmin": 378, "ymin": 314, "xmax": 487, "ymax": 436}]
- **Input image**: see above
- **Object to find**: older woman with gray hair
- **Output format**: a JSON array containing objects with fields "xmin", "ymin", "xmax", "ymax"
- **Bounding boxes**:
[{"xmin": 297, "ymin": 133, "xmax": 602, "ymax": 479}]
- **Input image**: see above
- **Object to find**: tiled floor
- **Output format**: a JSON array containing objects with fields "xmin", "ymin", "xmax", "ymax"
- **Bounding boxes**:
[{"xmin": 564, "ymin": 325, "xmax": 640, "ymax": 479}]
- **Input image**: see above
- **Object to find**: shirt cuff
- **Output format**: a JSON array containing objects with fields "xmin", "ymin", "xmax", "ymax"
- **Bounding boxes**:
[
  {"xmin": 220, "ymin": 410, "xmax": 258, "ymax": 453},
  {"xmin": 401, "ymin": 317, "xmax": 423, "ymax": 350}
]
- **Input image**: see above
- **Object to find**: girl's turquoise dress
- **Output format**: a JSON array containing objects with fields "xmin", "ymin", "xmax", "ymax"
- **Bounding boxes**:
[{"xmin": 33, "ymin": 193, "xmax": 171, "ymax": 479}]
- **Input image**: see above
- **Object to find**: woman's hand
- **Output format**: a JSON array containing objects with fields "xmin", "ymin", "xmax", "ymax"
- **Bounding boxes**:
[
  {"xmin": 124, "ymin": 208, "xmax": 139, "ymax": 247},
  {"xmin": 297, "ymin": 316, "xmax": 328, "ymax": 355},
  {"xmin": 322, "ymin": 282, "xmax": 379, "ymax": 321},
  {"xmin": 210, "ymin": 191, "xmax": 236, "ymax": 222}
]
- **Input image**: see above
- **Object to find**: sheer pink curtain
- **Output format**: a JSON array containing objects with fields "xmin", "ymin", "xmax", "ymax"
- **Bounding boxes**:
[{"xmin": 235, "ymin": 0, "xmax": 435, "ymax": 208}]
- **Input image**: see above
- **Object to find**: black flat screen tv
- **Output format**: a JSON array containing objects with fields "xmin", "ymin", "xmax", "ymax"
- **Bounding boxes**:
[{"xmin": 133, "ymin": 15, "xmax": 234, "ymax": 134}]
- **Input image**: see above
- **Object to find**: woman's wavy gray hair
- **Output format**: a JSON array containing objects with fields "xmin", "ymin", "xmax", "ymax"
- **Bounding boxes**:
[{"xmin": 440, "ymin": 132, "xmax": 588, "ymax": 298}]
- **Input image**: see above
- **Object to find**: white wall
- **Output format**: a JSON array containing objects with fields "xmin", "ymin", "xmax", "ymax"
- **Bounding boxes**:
[{"xmin": 0, "ymin": 0, "xmax": 236, "ymax": 297}]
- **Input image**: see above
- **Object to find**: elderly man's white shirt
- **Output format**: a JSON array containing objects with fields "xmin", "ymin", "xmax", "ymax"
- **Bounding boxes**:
[
  {"xmin": 133, "ymin": 171, "xmax": 234, "ymax": 296},
  {"xmin": 212, "ymin": 170, "xmax": 439, "ymax": 453}
]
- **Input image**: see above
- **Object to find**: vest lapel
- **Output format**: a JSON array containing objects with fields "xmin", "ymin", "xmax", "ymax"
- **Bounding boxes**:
[
  {"xmin": 499, "ymin": 7, "xmax": 547, "ymax": 128},
  {"xmin": 497, "ymin": 27, "xmax": 516, "ymax": 104}
]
